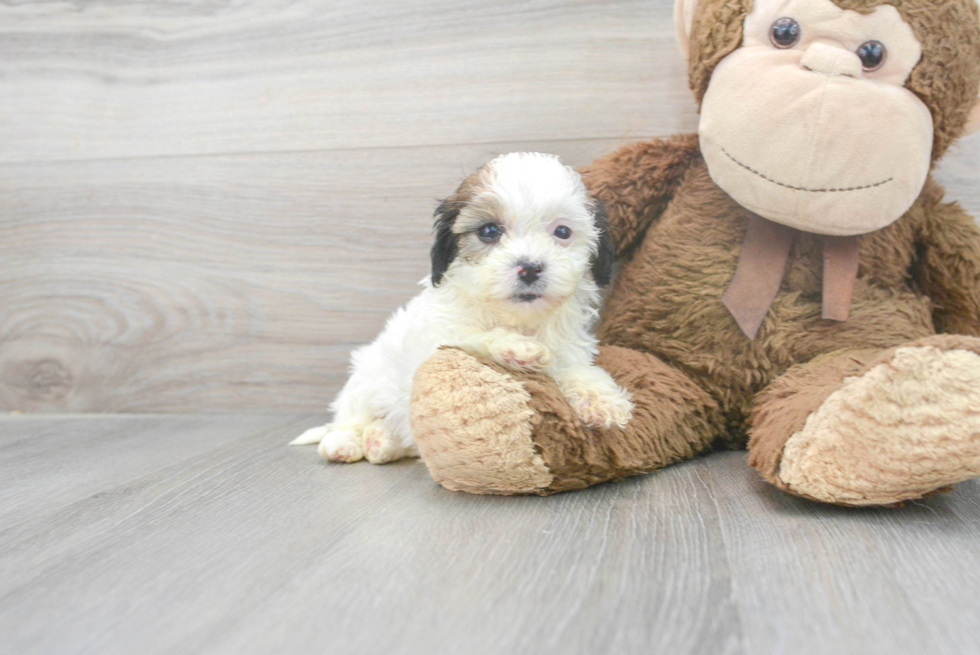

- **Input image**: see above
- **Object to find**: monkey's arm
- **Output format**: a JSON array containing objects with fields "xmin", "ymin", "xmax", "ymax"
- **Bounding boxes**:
[
  {"xmin": 579, "ymin": 133, "xmax": 701, "ymax": 257},
  {"xmin": 914, "ymin": 197, "xmax": 980, "ymax": 336}
]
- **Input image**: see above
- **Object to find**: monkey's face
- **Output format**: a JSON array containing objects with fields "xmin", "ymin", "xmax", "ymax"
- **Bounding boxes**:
[{"xmin": 698, "ymin": 0, "xmax": 933, "ymax": 236}]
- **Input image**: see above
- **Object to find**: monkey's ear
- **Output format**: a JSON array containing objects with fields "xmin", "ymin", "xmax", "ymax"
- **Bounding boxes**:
[
  {"xmin": 674, "ymin": 0, "xmax": 698, "ymax": 60},
  {"xmin": 430, "ymin": 198, "xmax": 460, "ymax": 287},
  {"xmin": 965, "ymin": 91, "xmax": 980, "ymax": 136},
  {"xmin": 590, "ymin": 201, "xmax": 615, "ymax": 288}
]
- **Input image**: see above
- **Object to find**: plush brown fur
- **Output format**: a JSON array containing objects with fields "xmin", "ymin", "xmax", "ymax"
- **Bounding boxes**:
[
  {"xmin": 411, "ymin": 347, "xmax": 553, "ymax": 495},
  {"xmin": 533, "ymin": 345, "xmax": 725, "ymax": 493},
  {"xmin": 748, "ymin": 334, "xmax": 980, "ymax": 494},
  {"xmin": 747, "ymin": 347, "xmax": 884, "ymax": 487},
  {"xmin": 410, "ymin": 0, "xmax": 980, "ymax": 505}
]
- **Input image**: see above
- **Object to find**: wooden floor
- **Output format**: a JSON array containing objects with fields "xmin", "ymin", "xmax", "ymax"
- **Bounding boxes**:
[{"xmin": 3, "ymin": 415, "xmax": 980, "ymax": 655}]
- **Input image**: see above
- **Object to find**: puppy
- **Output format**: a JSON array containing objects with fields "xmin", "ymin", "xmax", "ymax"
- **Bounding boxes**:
[{"xmin": 291, "ymin": 152, "xmax": 633, "ymax": 464}]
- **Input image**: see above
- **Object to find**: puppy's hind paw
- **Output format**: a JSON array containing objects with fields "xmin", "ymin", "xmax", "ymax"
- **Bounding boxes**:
[
  {"xmin": 362, "ymin": 420, "xmax": 409, "ymax": 465},
  {"xmin": 317, "ymin": 427, "xmax": 364, "ymax": 463},
  {"xmin": 570, "ymin": 388, "xmax": 634, "ymax": 429},
  {"xmin": 490, "ymin": 336, "xmax": 552, "ymax": 372}
]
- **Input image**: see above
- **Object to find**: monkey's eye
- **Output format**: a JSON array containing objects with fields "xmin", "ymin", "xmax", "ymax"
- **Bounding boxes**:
[
  {"xmin": 770, "ymin": 18, "xmax": 801, "ymax": 49},
  {"xmin": 553, "ymin": 225, "xmax": 572, "ymax": 240},
  {"xmin": 856, "ymin": 41, "xmax": 886, "ymax": 71},
  {"xmin": 477, "ymin": 223, "xmax": 502, "ymax": 243}
]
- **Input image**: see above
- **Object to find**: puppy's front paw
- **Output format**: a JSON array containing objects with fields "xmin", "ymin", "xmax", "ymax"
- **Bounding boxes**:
[
  {"xmin": 317, "ymin": 426, "xmax": 364, "ymax": 463},
  {"xmin": 569, "ymin": 388, "xmax": 634, "ymax": 429},
  {"xmin": 489, "ymin": 336, "xmax": 552, "ymax": 372}
]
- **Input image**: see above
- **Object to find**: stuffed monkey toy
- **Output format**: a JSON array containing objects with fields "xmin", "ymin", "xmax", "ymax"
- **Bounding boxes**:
[{"xmin": 409, "ymin": 0, "xmax": 980, "ymax": 506}]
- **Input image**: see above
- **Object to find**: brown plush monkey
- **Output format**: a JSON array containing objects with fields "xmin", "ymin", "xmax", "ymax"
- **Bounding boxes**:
[{"xmin": 409, "ymin": 0, "xmax": 980, "ymax": 506}]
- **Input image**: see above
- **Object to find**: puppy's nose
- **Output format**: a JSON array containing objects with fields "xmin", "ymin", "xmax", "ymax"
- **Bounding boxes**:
[{"xmin": 516, "ymin": 261, "xmax": 543, "ymax": 285}]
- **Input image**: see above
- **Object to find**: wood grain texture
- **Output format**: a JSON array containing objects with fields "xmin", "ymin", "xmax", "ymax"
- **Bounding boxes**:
[
  {"xmin": 0, "ymin": 139, "xmax": 630, "ymax": 412},
  {"xmin": 0, "ymin": 0, "xmax": 693, "ymax": 163},
  {"xmin": 2, "ymin": 415, "xmax": 980, "ymax": 655},
  {"xmin": 0, "ymin": 0, "xmax": 977, "ymax": 413}
]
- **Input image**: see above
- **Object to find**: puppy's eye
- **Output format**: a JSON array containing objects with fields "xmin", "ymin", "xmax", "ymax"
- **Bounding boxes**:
[
  {"xmin": 477, "ymin": 223, "xmax": 502, "ymax": 243},
  {"xmin": 553, "ymin": 225, "xmax": 572, "ymax": 240}
]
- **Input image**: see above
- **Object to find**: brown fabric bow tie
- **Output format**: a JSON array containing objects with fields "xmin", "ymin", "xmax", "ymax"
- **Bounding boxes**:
[{"xmin": 722, "ymin": 214, "xmax": 861, "ymax": 340}]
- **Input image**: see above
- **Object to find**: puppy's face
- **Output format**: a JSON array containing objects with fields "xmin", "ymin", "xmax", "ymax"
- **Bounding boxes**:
[{"xmin": 431, "ymin": 152, "xmax": 613, "ymax": 319}]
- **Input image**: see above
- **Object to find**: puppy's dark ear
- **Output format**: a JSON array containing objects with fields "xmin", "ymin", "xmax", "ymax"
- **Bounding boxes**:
[
  {"xmin": 431, "ymin": 198, "xmax": 461, "ymax": 286},
  {"xmin": 590, "ymin": 200, "xmax": 615, "ymax": 287}
]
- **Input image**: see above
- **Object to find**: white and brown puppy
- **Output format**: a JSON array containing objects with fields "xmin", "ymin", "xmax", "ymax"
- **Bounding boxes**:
[{"xmin": 291, "ymin": 152, "xmax": 633, "ymax": 464}]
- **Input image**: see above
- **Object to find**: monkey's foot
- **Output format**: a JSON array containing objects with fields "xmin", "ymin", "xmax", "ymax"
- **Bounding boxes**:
[
  {"xmin": 778, "ymin": 344, "xmax": 980, "ymax": 506},
  {"xmin": 411, "ymin": 348, "xmax": 554, "ymax": 495}
]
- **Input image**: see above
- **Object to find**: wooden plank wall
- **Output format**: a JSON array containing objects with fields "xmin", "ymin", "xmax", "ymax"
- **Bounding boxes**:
[{"xmin": 1, "ymin": 0, "xmax": 978, "ymax": 413}]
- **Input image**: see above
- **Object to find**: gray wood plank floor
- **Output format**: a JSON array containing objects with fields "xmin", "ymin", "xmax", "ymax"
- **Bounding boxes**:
[{"xmin": 3, "ymin": 415, "xmax": 980, "ymax": 655}]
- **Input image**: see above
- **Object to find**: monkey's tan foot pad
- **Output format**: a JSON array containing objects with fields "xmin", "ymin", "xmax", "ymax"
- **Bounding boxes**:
[
  {"xmin": 410, "ymin": 347, "xmax": 554, "ymax": 495},
  {"xmin": 778, "ymin": 345, "xmax": 980, "ymax": 506}
]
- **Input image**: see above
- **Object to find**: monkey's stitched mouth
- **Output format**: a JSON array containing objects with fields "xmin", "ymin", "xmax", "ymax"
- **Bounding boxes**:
[{"xmin": 722, "ymin": 147, "xmax": 892, "ymax": 193}]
